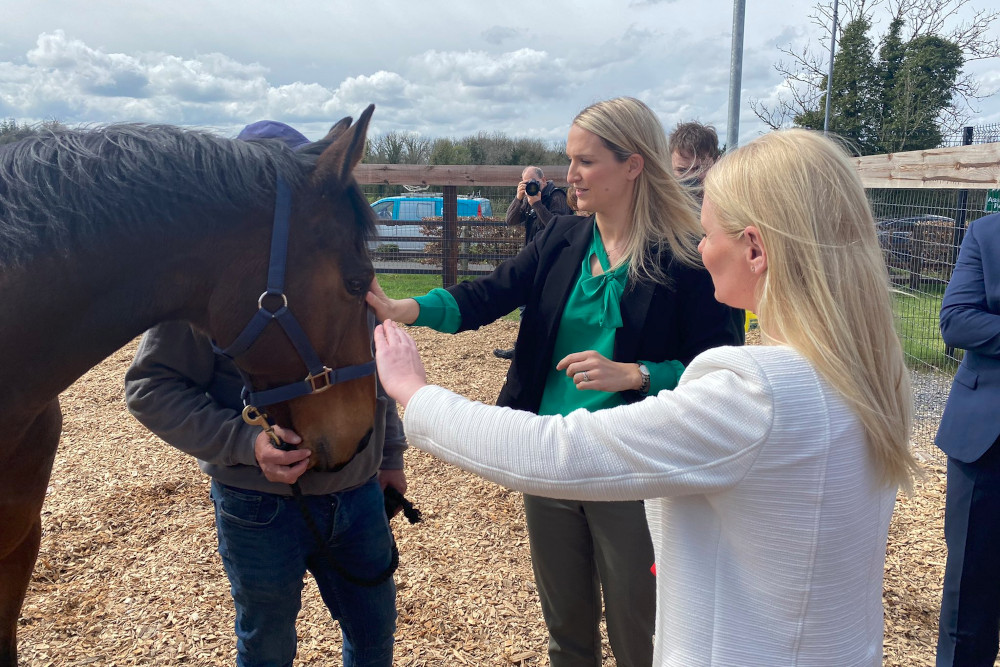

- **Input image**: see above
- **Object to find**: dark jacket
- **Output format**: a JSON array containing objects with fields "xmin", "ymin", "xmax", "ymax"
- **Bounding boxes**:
[
  {"xmin": 125, "ymin": 316, "xmax": 406, "ymax": 495},
  {"xmin": 505, "ymin": 180, "xmax": 571, "ymax": 245},
  {"xmin": 935, "ymin": 213, "xmax": 1000, "ymax": 462},
  {"xmin": 447, "ymin": 215, "xmax": 745, "ymax": 412}
]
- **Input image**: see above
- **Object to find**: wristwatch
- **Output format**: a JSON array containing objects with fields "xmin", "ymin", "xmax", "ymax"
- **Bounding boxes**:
[{"xmin": 637, "ymin": 363, "xmax": 650, "ymax": 395}]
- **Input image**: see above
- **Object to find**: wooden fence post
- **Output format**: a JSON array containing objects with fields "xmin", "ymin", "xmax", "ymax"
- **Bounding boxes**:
[{"xmin": 442, "ymin": 186, "xmax": 458, "ymax": 288}]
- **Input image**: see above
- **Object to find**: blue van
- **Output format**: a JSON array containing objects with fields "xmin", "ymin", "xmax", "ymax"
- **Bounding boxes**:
[
  {"xmin": 369, "ymin": 194, "xmax": 493, "ymax": 251},
  {"xmin": 370, "ymin": 194, "xmax": 493, "ymax": 221}
]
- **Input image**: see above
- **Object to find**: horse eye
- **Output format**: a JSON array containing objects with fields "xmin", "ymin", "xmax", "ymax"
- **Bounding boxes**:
[{"xmin": 344, "ymin": 277, "xmax": 367, "ymax": 296}]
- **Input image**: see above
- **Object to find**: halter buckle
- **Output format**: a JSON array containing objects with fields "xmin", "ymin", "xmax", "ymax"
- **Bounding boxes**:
[{"xmin": 306, "ymin": 367, "xmax": 335, "ymax": 393}]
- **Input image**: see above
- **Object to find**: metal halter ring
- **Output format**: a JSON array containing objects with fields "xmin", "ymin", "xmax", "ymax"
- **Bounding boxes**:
[{"xmin": 257, "ymin": 290, "xmax": 289, "ymax": 313}]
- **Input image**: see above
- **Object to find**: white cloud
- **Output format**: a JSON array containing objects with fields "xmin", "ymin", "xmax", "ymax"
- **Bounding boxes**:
[
  {"xmin": 335, "ymin": 71, "xmax": 410, "ymax": 107},
  {"xmin": 0, "ymin": 0, "xmax": 996, "ymax": 148}
]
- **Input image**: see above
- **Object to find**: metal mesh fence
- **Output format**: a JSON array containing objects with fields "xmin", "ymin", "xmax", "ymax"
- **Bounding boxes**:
[
  {"xmin": 869, "ymin": 189, "xmax": 994, "ymax": 372},
  {"xmin": 940, "ymin": 123, "xmax": 1000, "ymax": 147},
  {"xmin": 870, "ymin": 124, "xmax": 998, "ymax": 371},
  {"xmin": 363, "ymin": 184, "xmax": 524, "ymax": 277}
]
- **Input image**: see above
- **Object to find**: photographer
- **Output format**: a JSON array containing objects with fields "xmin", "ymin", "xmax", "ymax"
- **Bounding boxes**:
[
  {"xmin": 506, "ymin": 165, "xmax": 571, "ymax": 248},
  {"xmin": 495, "ymin": 167, "xmax": 573, "ymax": 360}
]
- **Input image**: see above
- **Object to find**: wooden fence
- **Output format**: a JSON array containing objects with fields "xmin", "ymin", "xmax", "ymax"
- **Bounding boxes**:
[{"xmin": 356, "ymin": 165, "xmax": 569, "ymax": 286}]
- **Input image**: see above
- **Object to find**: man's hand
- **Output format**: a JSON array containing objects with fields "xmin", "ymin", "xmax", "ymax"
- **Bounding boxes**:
[
  {"xmin": 378, "ymin": 468, "xmax": 407, "ymax": 495},
  {"xmin": 516, "ymin": 180, "xmax": 527, "ymax": 201},
  {"xmin": 254, "ymin": 425, "xmax": 310, "ymax": 484}
]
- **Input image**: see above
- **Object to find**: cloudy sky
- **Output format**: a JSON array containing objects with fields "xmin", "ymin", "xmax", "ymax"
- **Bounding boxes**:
[{"xmin": 2, "ymin": 0, "xmax": 998, "ymax": 148}]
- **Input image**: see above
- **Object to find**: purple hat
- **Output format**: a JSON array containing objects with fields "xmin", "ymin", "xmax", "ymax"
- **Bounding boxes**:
[{"xmin": 237, "ymin": 120, "xmax": 310, "ymax": 149}]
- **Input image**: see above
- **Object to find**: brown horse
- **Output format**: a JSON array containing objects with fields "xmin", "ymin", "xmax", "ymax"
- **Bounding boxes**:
[{"xmin": 0, "ymin": 106, "xmax": 379, "ymax": 666}]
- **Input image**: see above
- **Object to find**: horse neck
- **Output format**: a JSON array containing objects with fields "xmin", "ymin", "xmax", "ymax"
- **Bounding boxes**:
[{"xmin": 1, "ymin": 228, "xmax": 252, "ymax": 419}]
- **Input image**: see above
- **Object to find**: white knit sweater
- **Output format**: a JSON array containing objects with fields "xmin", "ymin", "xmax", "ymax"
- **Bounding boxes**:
[{"xmin": 403, "ymin": 345, "xmax": 897, "ymax": 666}]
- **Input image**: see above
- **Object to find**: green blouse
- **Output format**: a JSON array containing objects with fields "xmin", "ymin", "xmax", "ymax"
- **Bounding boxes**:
[{"xmin": 413, "ymin": 224, "xmax": 684, "ymax": 417}]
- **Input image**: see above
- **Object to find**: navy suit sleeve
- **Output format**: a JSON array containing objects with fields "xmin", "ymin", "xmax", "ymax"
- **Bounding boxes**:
[{"xmin": 940, "ymin": 219, "xmax": 1000, "ymax": 358}]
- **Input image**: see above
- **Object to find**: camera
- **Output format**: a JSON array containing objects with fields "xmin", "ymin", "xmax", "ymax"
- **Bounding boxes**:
[{"xmin": 524, "ymin": 179, "xmax": 541, "ymax": 197}]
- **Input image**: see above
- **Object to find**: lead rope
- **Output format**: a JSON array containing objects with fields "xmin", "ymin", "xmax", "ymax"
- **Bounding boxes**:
[
  {"xmin": 242, "ymin": 405, "xmax": 406, "ymax": 587},
  {"xmin": 288, "ymin": 479, "xmax": 399, "ymax": 588}
]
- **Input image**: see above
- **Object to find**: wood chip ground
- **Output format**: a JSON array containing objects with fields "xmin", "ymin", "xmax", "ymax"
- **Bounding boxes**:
[{"xmin": 16, "ymin": 323, "xmax": 976, "ymax": 665}]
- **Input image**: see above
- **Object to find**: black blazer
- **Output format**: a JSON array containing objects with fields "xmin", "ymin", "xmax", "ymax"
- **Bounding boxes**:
[{"xmin": 448, "ymin": 215, "xmax": 745, "ymax": 412}]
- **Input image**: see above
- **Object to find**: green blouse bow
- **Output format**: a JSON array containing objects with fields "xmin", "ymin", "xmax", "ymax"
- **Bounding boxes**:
[{"xmin": 580, "ymin": 225, "xmax": 629, "ymax": 329}]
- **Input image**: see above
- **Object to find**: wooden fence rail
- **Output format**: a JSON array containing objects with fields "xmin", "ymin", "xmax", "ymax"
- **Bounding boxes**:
[{"xmin": 854, "ymin": 142, "xmax": 1000, "ymax": 189}]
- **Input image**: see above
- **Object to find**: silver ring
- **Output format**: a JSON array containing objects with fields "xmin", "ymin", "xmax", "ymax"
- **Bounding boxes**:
[{"xmin": 582, "ymin": 371, "xmax": 591, "ymax": 383}]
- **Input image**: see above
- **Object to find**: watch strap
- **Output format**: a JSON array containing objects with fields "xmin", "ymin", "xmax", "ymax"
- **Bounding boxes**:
[{"xmin": 637, "ymin": 363, "xmax": 651, "ymax": 394}]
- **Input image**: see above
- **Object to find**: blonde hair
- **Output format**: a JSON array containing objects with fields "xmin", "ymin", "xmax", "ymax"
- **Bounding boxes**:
[
  {"xmin": 572, "ymin": 97, "xmax": 702, "ymax": 282},
  {"xmin": 704, "ymin": 129, "xmax": 917, "ymax": 492}
]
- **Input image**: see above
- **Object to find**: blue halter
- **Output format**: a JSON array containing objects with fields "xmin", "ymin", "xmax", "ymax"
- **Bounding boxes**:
[
  {"xmin": 213, "ymin": 176, "xmax": 375, "ymax": 410},
  {"xmin": 211, "ymin": 173, "xmax": 399, "ymax": 588}
]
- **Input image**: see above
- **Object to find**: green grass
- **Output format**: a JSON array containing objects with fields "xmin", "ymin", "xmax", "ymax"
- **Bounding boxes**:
[
  {"xmin": 377, "ymin": 276, "xmax": 955, "ymax": 360},
  {"xmin": 891, "ymin": 286, "xmax": 960, "ymax": 370},
  {"xmin": 375, "ymin": 273, "xmax": 519, "ymax": 321}
]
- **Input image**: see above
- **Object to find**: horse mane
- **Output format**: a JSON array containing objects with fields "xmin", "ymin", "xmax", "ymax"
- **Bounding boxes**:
[{"xmin": 0, "ymin": 123, "xmax": 373, "ymax": 267}]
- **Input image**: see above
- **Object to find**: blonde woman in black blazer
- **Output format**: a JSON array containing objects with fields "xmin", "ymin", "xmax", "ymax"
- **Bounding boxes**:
[{"xmin": 368, "ymin": 97, "xmax": 742, "ymax": 666}]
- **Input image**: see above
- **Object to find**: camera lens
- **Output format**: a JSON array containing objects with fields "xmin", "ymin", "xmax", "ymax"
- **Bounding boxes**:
[{"xmin": 525, "ymin": 180, "xmax": 540, "ymax": 196}]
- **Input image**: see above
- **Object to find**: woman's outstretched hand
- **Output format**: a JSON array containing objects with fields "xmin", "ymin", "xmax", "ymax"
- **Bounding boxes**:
[
  {"xmin": 366, "ymin": 277, "xmax": 420, "ymax": 324},
  {"xmin": 374, "ymin": 320, "xmax": 428, "ymax": 408}
]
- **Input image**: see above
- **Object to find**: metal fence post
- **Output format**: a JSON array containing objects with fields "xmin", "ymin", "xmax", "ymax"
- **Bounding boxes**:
[{"xmin": 945, "ymin": 126, "xmax": 975, "ymax": 359}]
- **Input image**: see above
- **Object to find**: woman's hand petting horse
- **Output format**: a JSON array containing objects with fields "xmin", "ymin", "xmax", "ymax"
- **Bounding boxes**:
[
  {"xmin": 253, "ymin": 426, "xmax": 310, "ymax": 484},
  {"xmin": 374, "ymin": 320, "xmax": 428, "ymax": 408},
  {"xmin": 366, "ymin": 277, "xmax": 420, "ymax": 325}
]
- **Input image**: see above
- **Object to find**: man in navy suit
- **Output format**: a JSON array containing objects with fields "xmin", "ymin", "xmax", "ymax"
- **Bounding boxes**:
[{"xmin": 936, "ymin": 212, "xmax": 1000, "ymax": 666}]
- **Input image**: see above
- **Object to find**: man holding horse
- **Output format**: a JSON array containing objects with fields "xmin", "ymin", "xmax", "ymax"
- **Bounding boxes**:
[{"xmin": 125, "ymin": 120, "xmax": 405, "ymax": 667}]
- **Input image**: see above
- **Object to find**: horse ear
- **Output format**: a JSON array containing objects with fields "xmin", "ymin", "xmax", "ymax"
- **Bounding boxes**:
[
  {"xmin": 322, "ymin": 117, "xmax": 353, "ymax": 143},
  {"xmin": 314, "ymin": 104, "xmax": 375, "ymax": 189}
]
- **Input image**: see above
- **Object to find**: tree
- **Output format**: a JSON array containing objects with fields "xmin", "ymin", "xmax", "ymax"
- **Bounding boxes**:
[
  {"xmin": 455, "ymin": 132, "xmax": 567, "ymax": 166},
  {"xmin": 370, "ymin": 130, "xmax": 567, "ymax": 166},
  {"xmin": 751, "ymin": 0, "xmax": 998, "ymax": 153},
  {"xmin": 881, "ymin": 33, "xmax": 963, "ymax": 150},
  {"xmin": 429, "ymin": 138, "xmax": 471, "ymax": 165},
  {"xmin": 0, "ymin": 118, "xmax": 64, "ymax": 146},
  {"xmin": 795, "ymin": 17, "xmax": 882, "ymax": 152},
  {"xmin": 364, "ymin": 131, "xmax": 431, "ymax": 164}
]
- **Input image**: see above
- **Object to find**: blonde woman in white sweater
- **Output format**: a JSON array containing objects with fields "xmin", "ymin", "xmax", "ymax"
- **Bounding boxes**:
[{"xmin": 374, "ymin": 129, "xmax": 918, "ymax": 667}]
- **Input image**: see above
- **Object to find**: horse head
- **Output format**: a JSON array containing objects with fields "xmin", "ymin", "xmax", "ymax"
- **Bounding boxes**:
[{"xmin": 208, "ymin": 106, "xmax": 380, "ymax": 471}]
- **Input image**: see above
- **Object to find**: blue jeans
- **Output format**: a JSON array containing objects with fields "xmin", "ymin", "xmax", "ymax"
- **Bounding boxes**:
[{"xmin": 211, "ymin": 477, "xmax": 396, "ymax": 667}]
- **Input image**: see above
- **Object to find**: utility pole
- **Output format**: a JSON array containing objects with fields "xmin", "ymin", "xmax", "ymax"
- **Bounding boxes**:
[
  {"xmin": 726, "ymin": 0, "xmax": 746, "ymax": 150},
  {"xmin": 823, "ymin": 0, "xmax": 839, "ymax": 132}
]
